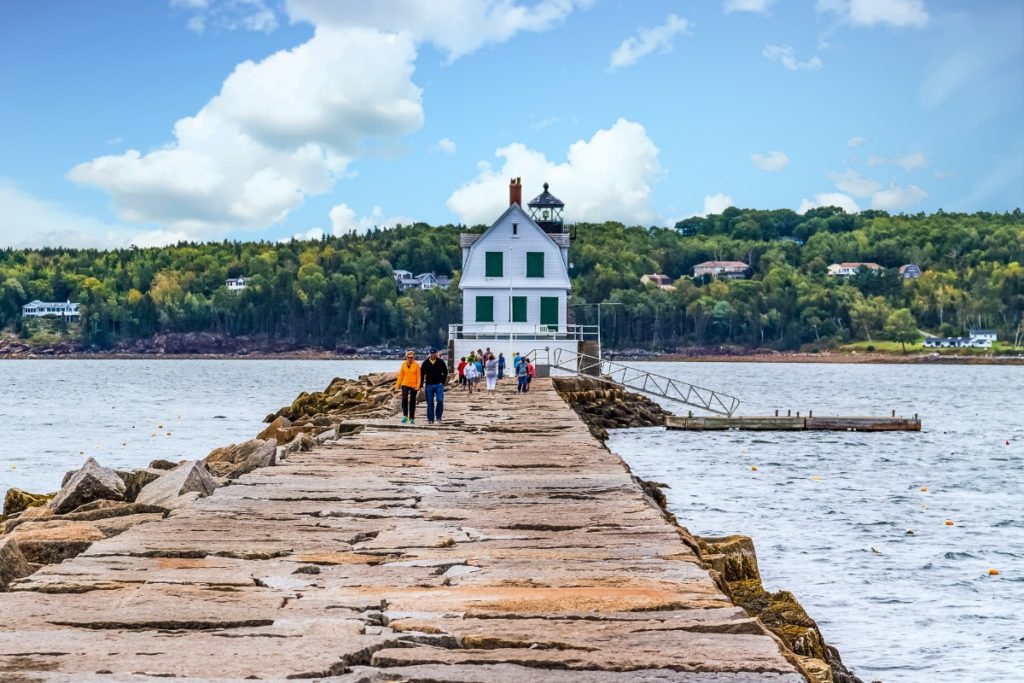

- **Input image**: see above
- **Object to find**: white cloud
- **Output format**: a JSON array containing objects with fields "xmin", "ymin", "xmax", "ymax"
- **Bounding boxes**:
[
  {"xmin": 797, "ymin": 192, "xmax": 860, "ymax": 214},
  {"xmin": 285, "ymin": 0, "xmax": 592, "ymax": 61},
  {"xmin": 871, "ymin": 183, "xmax": 927, "ymax": 210},
  {"xmin": 867, "ymin": 151, "xmax": 928, "ymax": 172},
  {"xmin": 282, "ymin": 226, "xmax": 326, "ymax": 242},
  {"xmin": 0, "ymin": 181, "xmax": 186, "ymax": 249},
  {"xmin": 68, "ymin": 27, "xmax": 423, "ymax": 237},
  {"xmin": 447, "ymin": 118, "xmax": 663, "ymax": 226},
  {"xmin": 724, "ymin": 0, "xmax": 776, "ymax": 14},
  {"xmin": 847, "ymin": 135, "xmax": 868, "ymax": 147},
  {"xmin": 431, "ymin": 137, "xmax": 457, "ymax": 155},
  {"xmin": 329, "ymin": 203, "xmax": 413, "ymax": 235},
  {"xmin": 609, "ymin": 14, "xmax": 690, "ymax": 72},
  {"xmin": 816, "ymin": 0, "xmax": 928, "ymax": 28},
  {"xmin": 763, "ymin": 44, "xmax": 822, "ymax": 71},
  {"xmin": 827, "ymin": 169, "xmax": 881, "ymax": 197},
  {"xmin": 172, "ymin": 0, "xmax": 279, "ymax": 35},
  {"xmin": 751, "ymin": 150, "xmax": 790, "ymax": 172},
  {"xmin": 695, "ymin": 193, "xmax": 735, "ymax": 218},
  {"xmin": 529, "ymin": 116, "xmax": 562, "ymax": 130}
]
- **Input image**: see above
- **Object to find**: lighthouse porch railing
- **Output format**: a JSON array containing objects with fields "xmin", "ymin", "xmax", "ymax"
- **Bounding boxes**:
[{"xmin": 448, "ymin": 323, "xmax": 599, "ymax": 342}]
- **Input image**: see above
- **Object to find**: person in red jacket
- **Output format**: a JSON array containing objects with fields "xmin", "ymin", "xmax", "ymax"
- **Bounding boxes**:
[{"xmin": 457, "ymin": 357, "xmax": 467, "ymax": 390}]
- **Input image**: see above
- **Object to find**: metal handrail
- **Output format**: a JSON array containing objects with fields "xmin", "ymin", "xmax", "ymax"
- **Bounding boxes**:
[
  {"xmin": 449, "ymin": 323, "xmax": 599, "ymax": 341},
  {"xmin": 527, "ymin": 346, "xmax": 740, "ymax": 417}
]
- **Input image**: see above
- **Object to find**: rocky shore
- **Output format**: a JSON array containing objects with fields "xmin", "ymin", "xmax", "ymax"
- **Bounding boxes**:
[
  {"xmin": 0, "ymin": 372, "xmax": 400, "ymax": 591},
  {"xmin": 2, "ymin": 371, "xmax": 866, "ymax": 682}
]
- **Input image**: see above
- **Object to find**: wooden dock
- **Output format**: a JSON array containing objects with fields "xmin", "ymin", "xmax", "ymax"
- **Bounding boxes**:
[
  {"xmin": 1, "ymin": 379, "xmax": 809, "ymax": 681},
  {"xmin": 667, "ymin": 414, "xmax": 921, "ymax": 432}
]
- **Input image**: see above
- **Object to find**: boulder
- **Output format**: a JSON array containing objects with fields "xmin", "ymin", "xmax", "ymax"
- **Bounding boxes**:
[
  {"xmin": 283, "ymin": 432, "xmax": 316, "ymax": 456},
  {"xmin": 205, "ymin": 439, "xmax": 277, "ymax": 479},
  {"xmin": 136, "ymin": 461, "xmax": 215, "ymax": 507},
  {"xmin": 0, "ymin": 536, "xmax": 31, "ymax": 590},
  {"xmin": 3, "ymin": 501, "xmax": 168, "ymax": 535},
  {"xmin": 3, "ymin": 488, "xmax": 53, "ymax": 517},
  {"xmin": 49, "ymin": 458, "xmax": 126, "ymax": 514},
  {"xmin": 115, "ymin": 468, "xmax": 164, "ymax": 502},
  {"xmin": 13, "ymin": 523, "xmax": 105, "ymax": 564},
  {"xmin": 149, "ymin": 459, "xmax": 178, "ymax": 471},
  {"xmin": 257, "ymin": 416, "xmax": 291, "ymax": 440}
]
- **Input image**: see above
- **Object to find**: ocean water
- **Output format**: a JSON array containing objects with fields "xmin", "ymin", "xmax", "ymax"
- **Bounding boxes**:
[{"xmin": 1, "ymin": 359, "xmax": 1021, "ymax": 682}]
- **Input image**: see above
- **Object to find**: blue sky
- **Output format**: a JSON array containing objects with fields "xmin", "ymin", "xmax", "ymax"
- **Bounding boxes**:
[{"xmin": 1, "ymin": 0, "xmax": 1021, "ymax": 248}]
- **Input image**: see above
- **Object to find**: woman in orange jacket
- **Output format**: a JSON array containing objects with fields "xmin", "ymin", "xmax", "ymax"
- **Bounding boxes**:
[{"xmin": 395, "ymin": 350, "xmax": 421, "ymax": 424}]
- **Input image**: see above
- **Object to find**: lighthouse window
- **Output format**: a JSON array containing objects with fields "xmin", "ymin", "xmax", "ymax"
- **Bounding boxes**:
[
  {"xmin": 512, "ymin": 223, "xmax": 518, "ymax": 236},
  {"xmin": 526, "ymin": 252, "xmax": 544, "ymax": 278},
  {"xmin": 485, "ymin": 251, "xmax": 503, "ymax": 277}
]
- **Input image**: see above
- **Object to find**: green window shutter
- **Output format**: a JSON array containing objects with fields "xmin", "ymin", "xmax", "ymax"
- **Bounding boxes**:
[
  {"xmin": 540, "ymin": 297, "xmax": 559, "ymax": 327},
  {"xmin": 511, "ymin": 296, "xmax": 527, "ymax": 322},
  {"xmin": 475, "ymin": 296, "xmax": 494, "ymax": 322},
  {"xmin": 485, "ymin": 251, "xmax": 503, "ymax": 278},
  {"xmin": 526, "ymin": 252, "xmax": 544, "ymax": 278}
]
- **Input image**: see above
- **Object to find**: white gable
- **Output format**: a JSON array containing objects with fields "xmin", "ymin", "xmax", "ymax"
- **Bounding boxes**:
[{"xmin": 460, "ymin": 204, "xmax": 570, "ymax": 290}]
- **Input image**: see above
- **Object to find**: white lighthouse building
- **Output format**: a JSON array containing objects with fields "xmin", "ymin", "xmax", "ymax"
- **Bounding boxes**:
[{"xmin": 448, "ymin": 178, "xmax": 596, "ymax": 364}]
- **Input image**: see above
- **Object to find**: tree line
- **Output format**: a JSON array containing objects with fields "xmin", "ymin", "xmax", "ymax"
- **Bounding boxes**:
[{"xmin": 1, "ymin": 207, "xmax": 1021, "ymax": 351}]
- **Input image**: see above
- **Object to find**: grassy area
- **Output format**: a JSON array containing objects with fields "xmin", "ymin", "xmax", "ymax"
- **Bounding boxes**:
[{"xmin": 840, "ymin": 340, "xmax": 1023, "ymax": 354}]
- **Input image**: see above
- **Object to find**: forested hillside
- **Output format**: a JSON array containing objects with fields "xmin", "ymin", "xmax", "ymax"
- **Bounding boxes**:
[{"xmin": 1, "ymin": 207, "xmax": 1022, "ymax": 352}]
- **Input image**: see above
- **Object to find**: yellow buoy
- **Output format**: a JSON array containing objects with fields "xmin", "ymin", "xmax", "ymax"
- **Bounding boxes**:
[
  {"xmin": 920, "ymin": 486, "xmax": 928, "ymax": 492},
  {"xmin": 921, "ymin": 503, "xmax": 928, "ymax": 509},
  {"xmin": 10, "ymin": 464, "xmax": 15, "ymax": 470},
  {"xmin": 945, "ymin": 519, "xmax": 955, "ymax": 526},
  {"xmin": 811, "ymin": 475, "xmax": 823, "ymax": 481},
  {"xmin": 751, "ymin": 465, "xmax": 758, "ymax": 471},
  {"xmin": 158, "ymin": 424, "xmax": 164, "ymax": 429},
  {"xmin": 989, "ymin": 568, "xmax": 1000, "ymax": 576}
]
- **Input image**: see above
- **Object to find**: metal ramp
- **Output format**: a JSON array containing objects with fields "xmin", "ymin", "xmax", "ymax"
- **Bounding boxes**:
[{"xmin": 528, "ymin": 347, "xmax": 741, "ymax": 417}]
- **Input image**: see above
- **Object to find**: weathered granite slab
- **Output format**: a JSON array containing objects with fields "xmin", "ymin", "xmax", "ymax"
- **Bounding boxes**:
[{"xmin": 0, "ymin": 379, "xmax": 804, "ymax": 681}]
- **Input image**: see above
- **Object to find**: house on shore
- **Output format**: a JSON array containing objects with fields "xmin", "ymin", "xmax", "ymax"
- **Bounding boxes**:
[
  {"xmin": 640, "ymin": 273, "xmax": 676, "ymax": 290},
  {"xmin": 226, "ymin": 277, "xmax": 249, "ymax": 292},
  {"xmin": 923, "ymin": 329, "xmax": 997, "ymax": 349},
  {"xmin": 693, "ymin": 261, "xmax": 749, "ymax": 280},
  {"xmin": 899, "ymin": 264, "xmax": 922, "ymax": 279},
  {"xmin": 827, "ymin": 262, "xmax": 884, "ymax": 277},
  {"xmin": 22, "ymin": 300, "xmax": 81, "ymax": 321}
]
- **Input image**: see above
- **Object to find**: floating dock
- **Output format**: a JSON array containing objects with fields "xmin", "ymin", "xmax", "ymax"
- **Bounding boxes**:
[
  {"xmin": 2, "ymin": 379, "xmax": 809, "ymax": 681},
  {"xmin": 667, "ymin": 413, "xmax": 922, "ymax": 431}
]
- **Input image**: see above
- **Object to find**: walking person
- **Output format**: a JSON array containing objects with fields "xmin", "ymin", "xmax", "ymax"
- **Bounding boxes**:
[
  {"xmin": 395, "ymin": 350, "xmax": 421, "ymax": 424},
  {"xmin": 526, "ymin": 358, "xmax": 536, "ymax": 393},
  {"xmin": 497, "ymin": 352, "xmax": 506, "ymax": 380},
  {"xmin": 421, "ymin": 349, "xmax": 448, "ymax": 425},
  {"xmin": 457, "ymin": 357, "xmax": 467, "ymax": 390},
  {"xmin": 464, "ymin": 356, "xmax": 479, "ymax": 395},
  {"xmin": 516, "ymin": 355, "xmax": 529, "ymax": 394},
  {"xmin": 485, "ymin": 353, "xmax": 498, "ymax": 395}
]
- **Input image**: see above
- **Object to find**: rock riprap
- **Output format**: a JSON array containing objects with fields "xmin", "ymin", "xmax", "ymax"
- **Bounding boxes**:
[
  {"xmin": 0, "ymin": 378, "xmax": 809, "ymax": 681},
  {"xmin": 135, "ymin": 460, "xmax": 216, "ymax": 507},
  {"xmin": 48, "ymin": 457, "xmax": 126, "ymax": 514},
  {"xmin": 553, "ymin": 375, "xmax": 670, "ymax": 440}
]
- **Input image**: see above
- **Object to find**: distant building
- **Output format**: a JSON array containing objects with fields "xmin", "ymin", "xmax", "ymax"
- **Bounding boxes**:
[
  {"xmin": 22, "ymin": 300, "xmax": 81, "ymax": 321},
  {"xmin": 924, "ymin": 329, "xmax": 996, "ymax": 349},
  {"xmin": 693, "ymin": 261, "xmax": 749, "ymax": 280},
  {"xmin": 899, "ymin": 264, "xmax": 922, "ymax": 279},
  {"xmin": 640, "ymin": 273, "xmax": 676, "ymax": 290},
  {"xmin": 827, "ymin": 262, "xmax": 884, "ymax": 277},
  {"xmin": 226, "ymin": 277, "xmax": 249, "ymax": 292},
  {"xmin": 393, "ymin": 270, "xmax": 451, "ymax": 291}
]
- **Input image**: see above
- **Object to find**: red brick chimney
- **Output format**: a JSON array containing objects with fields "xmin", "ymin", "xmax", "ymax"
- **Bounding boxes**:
[{"xmin": 509, "ymin": 177, "xmax": 522, "ymax": 206}]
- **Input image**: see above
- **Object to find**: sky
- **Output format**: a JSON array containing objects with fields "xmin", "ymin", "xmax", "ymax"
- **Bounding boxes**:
[{"xmin": 0, "ymin": 0, "xmax": 1021, "ymax": 248}]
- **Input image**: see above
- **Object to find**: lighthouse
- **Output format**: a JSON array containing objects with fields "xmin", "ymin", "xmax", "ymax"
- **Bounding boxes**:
[{"xmin": 447, "ymin": 178, "xmax": 595, "ymax": 365}]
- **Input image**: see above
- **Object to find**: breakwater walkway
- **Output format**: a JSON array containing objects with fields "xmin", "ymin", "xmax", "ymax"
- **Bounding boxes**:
[{"xmin": 3, "ymin": 379, "xmax": 805, "ymax": 682}]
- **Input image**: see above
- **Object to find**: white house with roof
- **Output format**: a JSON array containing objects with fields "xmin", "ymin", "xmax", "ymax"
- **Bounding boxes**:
[
  {"xmin": 449, "ymin": 178, "xmax": 595, "ymax": 363},
  {"xmin": 923, "ymin": 328, "xmax": 997, "ymax": 349},
  {"xmin": 226, "ymin": 277, "xmax": 249, "ymax": 292},
  {"xmin": 22, "ymin": 300, "xmax": 81, "ymax": 321},
  {"xmin": 827, "ymin": 262, "xmax": 884, "ymax": 277}
]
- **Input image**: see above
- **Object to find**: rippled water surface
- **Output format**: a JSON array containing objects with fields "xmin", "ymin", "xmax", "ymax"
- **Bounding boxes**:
[
  {"xmin": 610, "ymin": 362, "xmax": 1024, "ymax": 683},
  {"xmin": 1, "ymin": 359, "xmax": 1021, "ymax": 682}
]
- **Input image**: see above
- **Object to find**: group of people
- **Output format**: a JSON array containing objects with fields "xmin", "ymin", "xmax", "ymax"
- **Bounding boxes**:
[
  {"xmin": 456, "ymin": 348, "xmax": 535, "ymax": 396},
  {"xmin": 394, "ymin": 348, "xmax": 535, "ymax": 425}
]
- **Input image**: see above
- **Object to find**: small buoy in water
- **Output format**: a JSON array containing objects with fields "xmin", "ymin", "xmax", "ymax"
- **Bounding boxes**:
[
  {"xmin": 945, "ymin": 519, "xmax": 955, "ymax": 526},
  {"xmin": 166, "ymin": 432, "xmax": 171, "ymax": 436},
  {"xmin": 158, "ymin": 424, "xmax": 164, "ymax": 429},
  {"xmin": 921, "ymin": 503, "xmax": 928, "ymax": 509},
  {"xmin": 79, "ymin": 450, "xmax": 84, "ymax": 455},
  {"xmin": 10, "ymin": 464, "xmax": 15, "ymax": 470},
  {"xmin": 811, "ymin": 475, "xmax": 823, "ymax": 481},
  {"xmin": 920, "ymin": 486, "xmax": 928, "ymax": 492},
  {"xmin": 1006, "ymin": 440, "xmax": 1011, "ymax": 446},
  {"xmin": 751, "ymin": 465, "xmax": 758, "ymax": 471},
  {"xmin": 870, "ymin": 547, "xmax": 881, "ymax": 554},
  {"xmin": 906, "ymin": 528, "xmax": 914, "ymax": 535},
  {"xmin": 151, "ymin": 433, "xmax": 157, "ymax": 437},
  {"xmin": 989, "ymin": 568, "xmax": 1000, "ymax": 576}
]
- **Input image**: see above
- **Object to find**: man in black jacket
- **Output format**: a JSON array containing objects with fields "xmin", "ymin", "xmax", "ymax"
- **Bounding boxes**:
[{"xmin": 420, "ymin": 349, "xmax": 449, "ymax": 425}]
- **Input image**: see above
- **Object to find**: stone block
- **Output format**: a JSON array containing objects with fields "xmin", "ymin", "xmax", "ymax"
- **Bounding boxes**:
[
  {"xmin": 49, "ymin": 458, "xmax": 126, "ymax": 514},
  {"xmin": 136, "ymin": 461, "xmax": 215, "ymax": 507}
]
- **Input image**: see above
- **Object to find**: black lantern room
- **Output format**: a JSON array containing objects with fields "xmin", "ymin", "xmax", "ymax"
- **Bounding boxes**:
[{"xmin": 528, "ymin": 182, "xmax": 565, "ymax": 235}]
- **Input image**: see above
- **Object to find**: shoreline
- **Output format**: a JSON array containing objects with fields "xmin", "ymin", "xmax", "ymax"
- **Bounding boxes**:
[{"xmin": 2, "ymin": 348, "xmax": 1022, "ymax": 365}]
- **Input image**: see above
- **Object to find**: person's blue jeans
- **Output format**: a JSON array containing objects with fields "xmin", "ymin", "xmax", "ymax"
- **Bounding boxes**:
[
  {"xmin": 517, "ymin": 376, "xmax": 528, "ymax": 393},
  {"xmin": 424, "ymin": 383, "xmax": 444, "ymax": 422}
]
